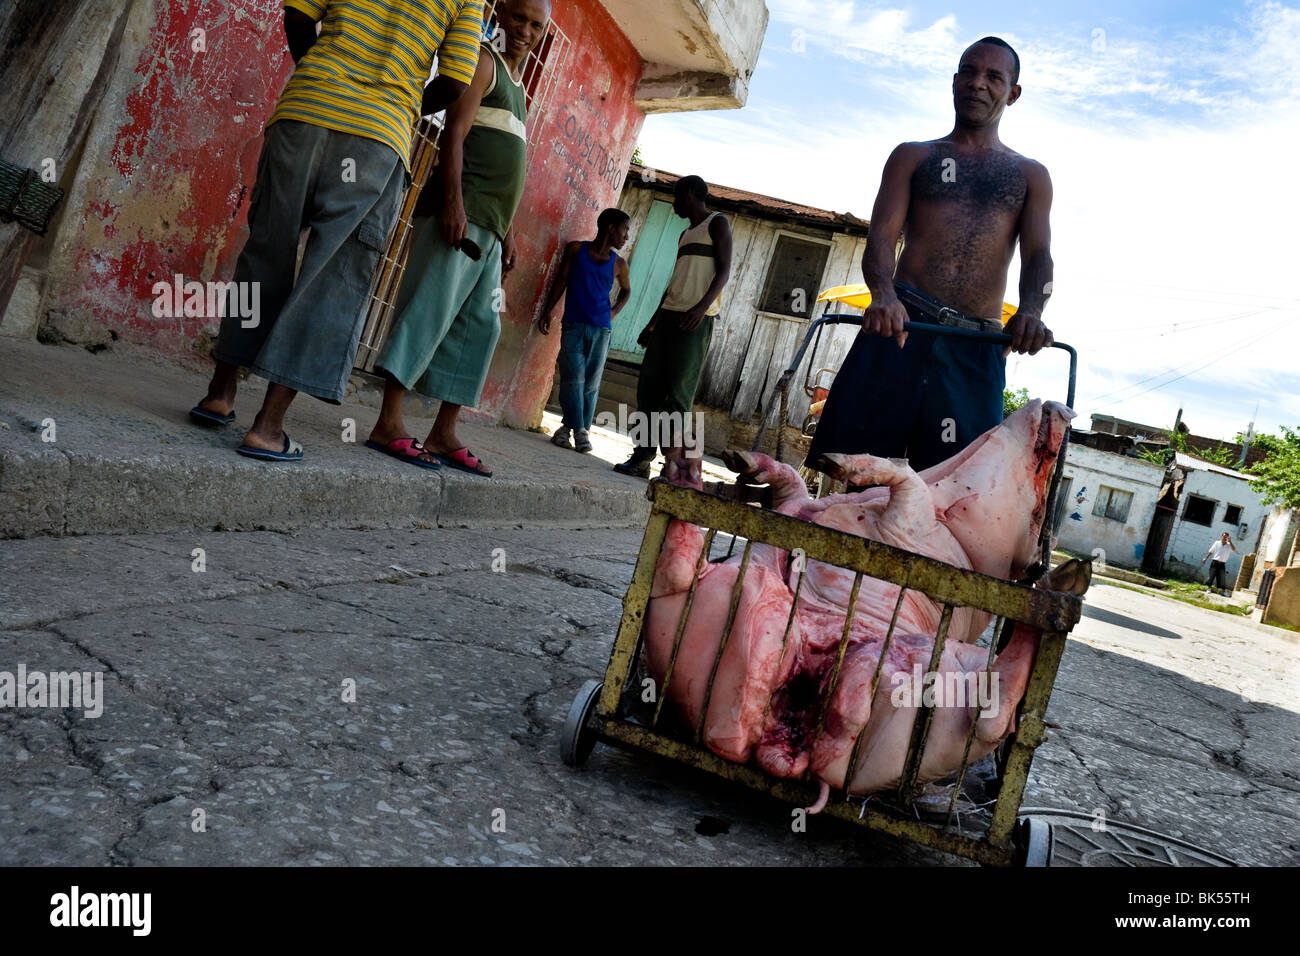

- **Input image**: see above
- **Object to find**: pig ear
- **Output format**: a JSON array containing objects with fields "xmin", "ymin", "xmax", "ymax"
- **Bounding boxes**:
[{"xmin": 936, "ymin": 493, "xmax": 979, "ymax": 524}]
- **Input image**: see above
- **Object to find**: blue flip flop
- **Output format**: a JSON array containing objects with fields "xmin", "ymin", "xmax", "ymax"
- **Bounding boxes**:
[
  {"xmin": 236, "ymin": 434, "xmax": 304, "ymax": 462},
  {"xmin": 189, "ymin": 405, "xmax": 236, "ymax": 427}
]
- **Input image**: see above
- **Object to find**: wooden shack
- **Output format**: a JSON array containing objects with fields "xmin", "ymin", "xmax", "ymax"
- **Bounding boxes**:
[{"xmin": 570, "ymin": 164, "xmax": 871, "ymax": 461}]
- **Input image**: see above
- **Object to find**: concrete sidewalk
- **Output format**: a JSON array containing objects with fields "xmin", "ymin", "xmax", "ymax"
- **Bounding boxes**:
[{"xmin": 0, "ymin": 339, "xmax": 731, "ymax": 538}]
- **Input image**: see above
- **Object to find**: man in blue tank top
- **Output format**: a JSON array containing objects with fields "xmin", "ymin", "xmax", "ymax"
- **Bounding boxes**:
[{"xmin": 539, "ymin": 208, "xmax": 632, "ymax": 453}]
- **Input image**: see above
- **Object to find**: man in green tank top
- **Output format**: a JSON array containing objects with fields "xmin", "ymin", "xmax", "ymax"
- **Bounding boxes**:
[
  {"xmin": 366, "ymin": 0, "xmax": 550, "ymax": 478},
  {"xmin": 614, "ymin": 175, "xmax": 733, "ymax": 478}
]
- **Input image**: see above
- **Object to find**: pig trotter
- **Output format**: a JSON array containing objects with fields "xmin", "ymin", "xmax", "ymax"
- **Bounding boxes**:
[
  {"xmin": 805, "ymin": 780, "xmax": 831, "ymax": 815},
  {"xmin": 1048, "ymin": 556, "xmax": 1093, "ymax": 596},
  {"xmin": 663, "ymin": 447, "xmax": 702, "ymax": 489},
  {"xmin": 722, "ymin": 449, "xmax": 813, "ymax": 512},
  {"xmin": 816, "ymin": 453, "xmax": 912, "ymax": 488}
]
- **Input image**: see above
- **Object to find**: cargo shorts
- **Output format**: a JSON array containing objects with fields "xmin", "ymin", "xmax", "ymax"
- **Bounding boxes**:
[{"xmin": 214, "ymin": 119, "xmax": 407, "ymax": 404}]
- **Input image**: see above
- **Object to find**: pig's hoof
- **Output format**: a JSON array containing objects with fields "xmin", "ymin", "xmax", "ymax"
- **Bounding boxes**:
[
  {"xmin": 812, "ymin": 454, "xmax": 847, "ymax": 480},
  {"xmin": 722, "ymin": 449, "xmax": 759, "ymax": 480}
]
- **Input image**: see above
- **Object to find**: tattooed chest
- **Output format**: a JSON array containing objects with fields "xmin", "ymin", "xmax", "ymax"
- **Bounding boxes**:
[{"xmin": 911, "ymin": 150, "xmax": 1028, "ymax": 211}]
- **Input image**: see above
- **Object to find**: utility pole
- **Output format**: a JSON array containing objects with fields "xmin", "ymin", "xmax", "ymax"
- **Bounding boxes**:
[{"xmin": 1237, "ymin": 401, "xmax": 1259, "ymax": 468}]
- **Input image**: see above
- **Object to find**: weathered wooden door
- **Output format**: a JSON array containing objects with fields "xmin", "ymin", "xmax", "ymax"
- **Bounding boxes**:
[{"xmin": 609, "ymin": 200, "xmax": 682, "ymax": 362}]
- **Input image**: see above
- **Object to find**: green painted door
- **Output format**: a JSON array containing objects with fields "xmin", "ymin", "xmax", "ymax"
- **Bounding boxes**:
[{"xmin": 610, "ymin": 200, "xmax": 682, "ymax": 363}]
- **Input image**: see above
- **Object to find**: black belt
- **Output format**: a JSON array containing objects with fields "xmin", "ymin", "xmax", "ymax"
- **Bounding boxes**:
[{"xmin": 894, "ymin": 282, "xmax": 1002, "ymax": 333}]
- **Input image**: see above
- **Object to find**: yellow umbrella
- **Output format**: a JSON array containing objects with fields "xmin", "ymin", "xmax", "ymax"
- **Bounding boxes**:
[{"xmin": 817, "ymin": 284, "xmax": 1016, "ymax": 325}]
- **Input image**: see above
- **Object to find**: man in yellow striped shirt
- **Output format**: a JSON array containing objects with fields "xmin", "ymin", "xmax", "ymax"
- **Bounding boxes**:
[{"xmin": 189, "ymin": 0, "xmax": 485, "ymax": 463}]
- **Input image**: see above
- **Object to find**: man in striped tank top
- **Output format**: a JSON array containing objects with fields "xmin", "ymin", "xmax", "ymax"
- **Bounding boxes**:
[
  {"xmin": 190, "ymin": 0, "xmax": 485, "ymax": 462},
  {"xmin": 614, "ymin": 175, "xmax": 733, "ymax": 478}
]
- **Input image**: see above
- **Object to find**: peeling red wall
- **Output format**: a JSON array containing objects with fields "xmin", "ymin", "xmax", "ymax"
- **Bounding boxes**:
[
  {"xmin": 48, "ymin": 0, "xmax": 293, "ymax": 355},
  {"xmin": 479, "ymin": 0, "xmax": 645, "ymax": 427},
  {"xmin": 48, "ymin": 0, "xmax": 644, "ymax": 428}
]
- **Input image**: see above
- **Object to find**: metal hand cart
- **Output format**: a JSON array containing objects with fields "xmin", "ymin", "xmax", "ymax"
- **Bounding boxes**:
[
  {"xmin": 558, "ymin": 316, "xmax": 1093, "ymax": 864},
  {"xmin": 560, "ymin": 478, "xmax": 1085, "ymax": 865},
  {"xmin": 560, "ymin": 316, "xmax": 1239, "ymax": 865}
]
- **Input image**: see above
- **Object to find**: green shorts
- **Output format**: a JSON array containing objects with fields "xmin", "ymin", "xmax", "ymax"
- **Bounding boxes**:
[{"xmin": 377, "ymin": 217, "xmax": 502, "ymax": 407}]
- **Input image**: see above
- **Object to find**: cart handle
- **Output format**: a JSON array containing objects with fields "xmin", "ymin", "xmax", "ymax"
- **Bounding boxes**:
[{"xmin": 752, "ymin": 312, "xmax": 1076, "ymax": 454}]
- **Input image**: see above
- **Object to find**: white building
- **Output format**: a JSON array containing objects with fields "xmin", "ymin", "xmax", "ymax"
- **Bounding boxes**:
[
  {"xmin": 1155, "ymin": 453, "xmax": 1273, "ymax": 582},
  {"xmin": 1052, "ymin": 444, "xmax": 1166, "ymax": 570},
  {"xmin": 1252, "ymin": 506, "xmax": 1300, "ymax": 588}
]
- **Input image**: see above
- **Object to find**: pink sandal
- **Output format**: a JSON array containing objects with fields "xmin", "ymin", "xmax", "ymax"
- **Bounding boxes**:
[
  {"xmin": 365, "ymin": 438, "xmax": 441, "ymax": 471},
  {"xmin": 434, "ymin": 447, "xmax": 492, "ymax": 477}
]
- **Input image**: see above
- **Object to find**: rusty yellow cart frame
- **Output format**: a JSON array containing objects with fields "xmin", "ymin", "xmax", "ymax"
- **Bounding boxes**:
[{"xmin": 560, "ymin": 480, "xmax": 1085, "ymax": 867}]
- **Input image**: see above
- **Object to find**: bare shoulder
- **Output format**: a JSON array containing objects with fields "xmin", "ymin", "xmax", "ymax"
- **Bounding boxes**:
[
  {"xmin": 564, "ymin": 239, "xmax": 582, "ymax": 253},
  {"xmin": 890, "ymin": 141, "xmax": 934, "ymax": 166},
  {"xmin": 1004, "ymin": 147, "xmax": 1052, "ymax": 186},
  {"xmin": 709, "ymin": 213, "xmax": 732, "ymax": 236}
]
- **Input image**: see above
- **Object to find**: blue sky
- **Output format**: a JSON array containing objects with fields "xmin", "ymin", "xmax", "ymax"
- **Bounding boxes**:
[{"xmin": 637, "ymin": 0, "xmax": 1300, "ymax": 446}]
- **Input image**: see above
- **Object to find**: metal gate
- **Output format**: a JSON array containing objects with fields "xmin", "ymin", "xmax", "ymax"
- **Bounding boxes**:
[{"xmin": 353, "ymin": 2, "xmax": 571, "ymax": 372}]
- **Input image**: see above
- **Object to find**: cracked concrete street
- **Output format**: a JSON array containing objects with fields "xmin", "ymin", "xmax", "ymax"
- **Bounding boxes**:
[{"xmin": 1, "ymin": 527, "xmax": 1296, "ymax": 865}]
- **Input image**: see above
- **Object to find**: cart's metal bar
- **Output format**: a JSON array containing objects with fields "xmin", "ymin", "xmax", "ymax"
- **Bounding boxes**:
[
  {"xmin": 775, "ymin": 384, "xmax": 789, "ymax": 461},
  {"xmin": 943, "ymin": 614, "xmax": 1004, "ymax": 830},
  {"xmin": 802, "ymin": 320, "xmax": 827, "ymax": 397},
  {"xmin": 694, "ymin": 539, "xmax": 754, "ymax": 744},
  {"xmin": 592, "ymin": 715, "xmax": 1015, "ymax": 866},
  {"xmin": 598, "ymin": 510, "xmax": 671, "ymax": 716},
  {"xmin": 652, "ymin": 527, "xmax": 718, "ymax": 728},
  {"xmin": 808, "ymin": 571, "xmax": 863, "ymax": 772},
  {"xmin": 841, "ymin": 586, "xmax": 907, "ymax": 796},
  {"xmin": 897, "ymin": 603, "xmax": 955, "ymax": 807},
  {"xmin": 753, "ymin": 314, "xmax": 861, "ymax": 453},
  {"xmin": 987, "ymin": 629, "xmax": 1069, "ymax": 847},
  {"xmin": 646, "ymin": 483, "xmax": 1082, "ymax": 633}
]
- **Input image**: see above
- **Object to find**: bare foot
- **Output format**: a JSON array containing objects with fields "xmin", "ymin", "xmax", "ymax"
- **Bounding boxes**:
[
  {"xmin": 198, "ymin": 365, "xmax": 239, "ymax": 416},
  {"xmin": 239, "ymin": 425, "xmax": 286, "ymax": 452},
  {"xmin": 239, "ymin": 407, "xmax": 289, "ymax": 452},
  {"xmin": 367, "ymin": 419, "xmax": 411, "ymax": 448},
  {"xmin": 420, "ymin": 428, "xmax": 462, "ymax": 457}
]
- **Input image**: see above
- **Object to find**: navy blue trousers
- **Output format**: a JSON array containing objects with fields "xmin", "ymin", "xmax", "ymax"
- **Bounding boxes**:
[{"xmin": 806, "ymin": 303, "xmax": 1006, "ymax": 473}]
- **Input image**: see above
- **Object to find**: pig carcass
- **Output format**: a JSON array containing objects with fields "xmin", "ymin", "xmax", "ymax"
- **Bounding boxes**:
[{"xmin": 643, "ymin": 399, "xmax": 1079, "ymax": 803}]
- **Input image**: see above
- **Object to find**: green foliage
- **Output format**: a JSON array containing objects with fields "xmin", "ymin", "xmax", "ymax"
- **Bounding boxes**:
[
  {"xmin": 1002, "ymin": 387, "xmax": 1030, "ymax": 418},
  {"xmin": 631, "ymin": 144, "xmax": 645, "ymax": 166},
  {"xmin": 1244, "ymin": 425, "xmax": 1300, "ymax": 509},
  {"xmin": 1192, "ymin": 443, "xmax": 1237, "ymax": 467},
  {"xmin": 1137, "ymin": 444, "xmax": 1172, "ymax": 466},
  {"xmin": 1237, "ymin": 430, "xmax": 1284, "ymax": 457}
]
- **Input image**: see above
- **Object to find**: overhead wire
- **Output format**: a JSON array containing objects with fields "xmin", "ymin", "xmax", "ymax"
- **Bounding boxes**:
[{"xmin": 1086, "ymin": 315, "xmax": 1295, "ymax": 406}]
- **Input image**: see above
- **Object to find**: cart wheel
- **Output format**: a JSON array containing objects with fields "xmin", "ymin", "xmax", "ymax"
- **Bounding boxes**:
[
  {"xmin": 560, "ymin": 679, "xmax": 603, "ymax": 767},
  {"xmin": 1017, "ymin": 808, "xmax": 1237, "ymax": 866},
  {"xmin": 1015, "ymin": 816, "xmax": 1054, "ymax": 867}
]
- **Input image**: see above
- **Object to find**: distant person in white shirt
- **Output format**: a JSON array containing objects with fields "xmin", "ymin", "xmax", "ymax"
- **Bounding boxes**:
[{"xmin": 1201, "ymin": 532, "xmax": 1237, "ymax": 594}]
